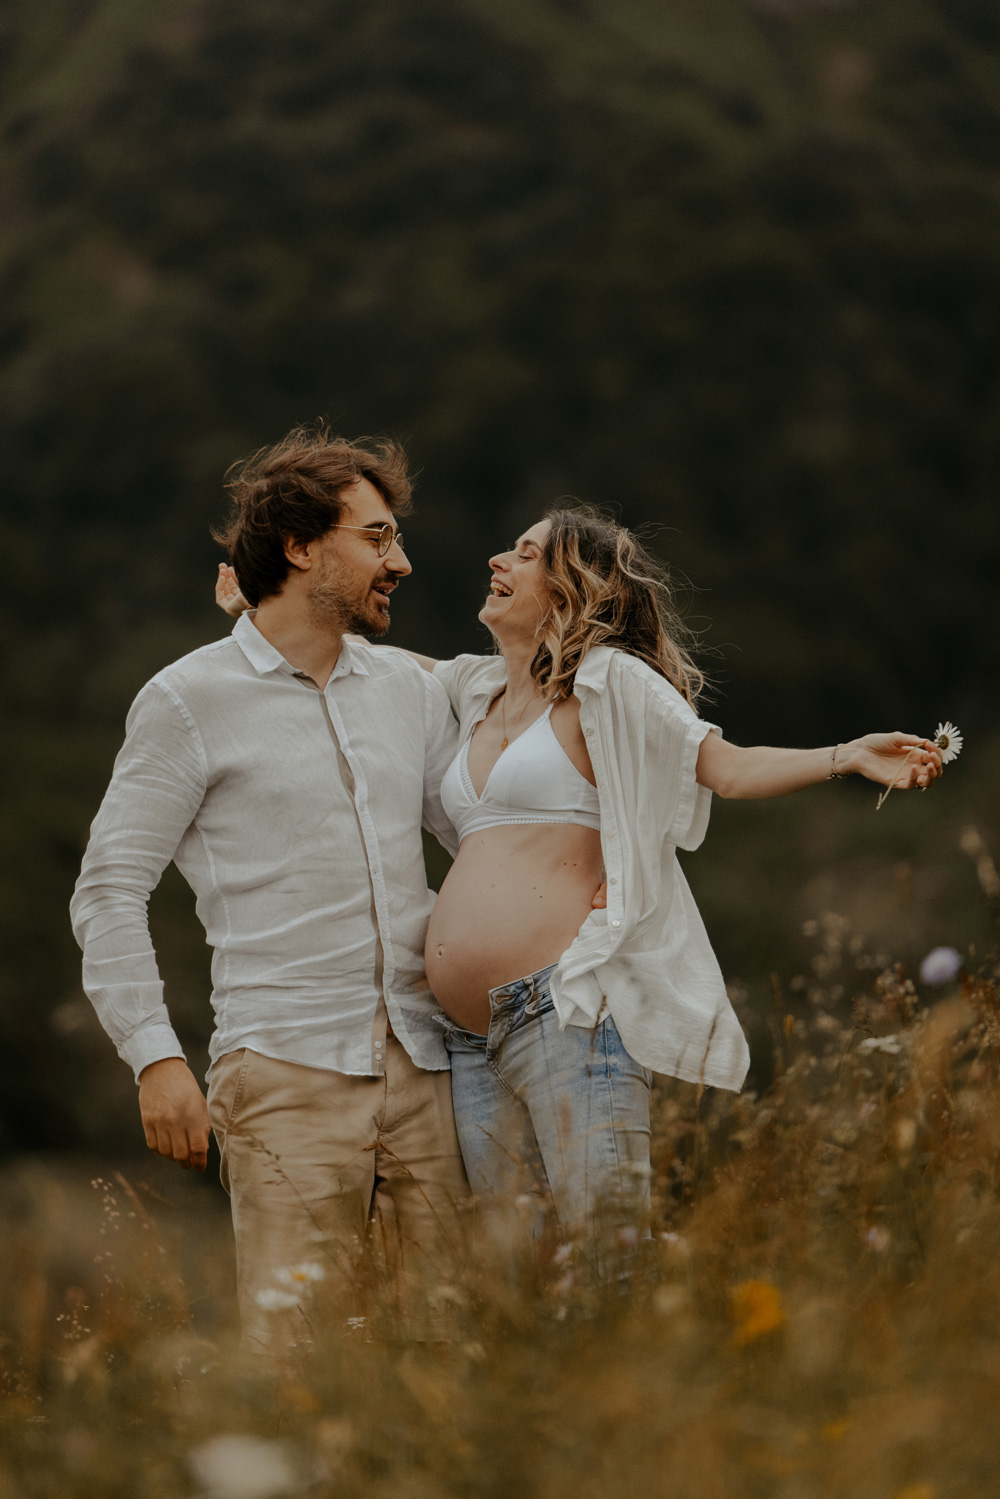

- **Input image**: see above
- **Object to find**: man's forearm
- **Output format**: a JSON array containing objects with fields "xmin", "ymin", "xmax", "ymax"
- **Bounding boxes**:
[
  {"xmin": 70, "ymin": 681, "xmax": 206, "ymax": 1079},
  {"xmin": 71, "ymin": 876, "xmax": 188, "ymax": 1079}
]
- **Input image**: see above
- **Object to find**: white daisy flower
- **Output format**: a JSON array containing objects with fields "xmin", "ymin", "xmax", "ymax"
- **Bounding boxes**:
[
  {"xmin": 253, "ymin": 1288, "xmax": 302, "ymax": 1312},
  {"xmin": 934, "ymin": 721, "xmax": 963, "ymax": 764},
  {"xmin": 274, "ymin": 1261, "xmax": 326, "ymax": 1286}
]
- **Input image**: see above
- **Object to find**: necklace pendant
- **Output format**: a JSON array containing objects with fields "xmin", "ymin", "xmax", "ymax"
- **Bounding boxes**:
[{"xmin": 500, "ymin": 736, "xmax": 509, "ymax": 751}]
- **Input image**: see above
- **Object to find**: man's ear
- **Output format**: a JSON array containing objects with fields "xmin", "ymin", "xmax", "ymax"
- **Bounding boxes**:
[{"xmin": 282, "ymin": 534, "xmax": 313, "ymax": 573}]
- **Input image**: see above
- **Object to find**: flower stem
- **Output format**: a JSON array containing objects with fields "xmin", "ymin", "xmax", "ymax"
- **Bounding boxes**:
[{"xmin": 876, "ymin": 747, "xmax": 916, "ymax": 811}]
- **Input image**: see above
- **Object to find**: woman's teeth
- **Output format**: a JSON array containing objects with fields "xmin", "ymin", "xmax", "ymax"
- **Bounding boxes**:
[{"xmin": 490, "ymin": 581, "xmax": 512, "ymax": 596}]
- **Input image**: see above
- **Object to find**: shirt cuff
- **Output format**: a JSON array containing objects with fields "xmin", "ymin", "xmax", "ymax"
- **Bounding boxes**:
[{"xmin": 120, "ymin": 1023, "xmax": 187, "ymax": 1084}]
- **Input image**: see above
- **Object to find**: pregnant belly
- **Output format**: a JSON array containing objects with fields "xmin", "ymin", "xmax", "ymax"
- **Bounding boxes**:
[{"xmin": 425, "ymin": 823, "xmax": 604, "ymax": 1033}]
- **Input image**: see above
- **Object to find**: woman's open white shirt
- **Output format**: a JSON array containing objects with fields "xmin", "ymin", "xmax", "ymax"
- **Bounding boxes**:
[{"xmin": 433, "ymin": 648, "xmax": 750, "ymax": 1092}]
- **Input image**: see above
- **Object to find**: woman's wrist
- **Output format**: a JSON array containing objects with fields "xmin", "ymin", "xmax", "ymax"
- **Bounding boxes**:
[
  {"xmin": 830, "ymin": 740, "xmax": 860, "ymax": 777},
  {"xmin": 828, "ymin": 742, "xmax": 854, "ymax": 779}
]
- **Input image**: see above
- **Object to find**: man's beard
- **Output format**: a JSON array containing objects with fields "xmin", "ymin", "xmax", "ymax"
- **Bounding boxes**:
[{"xmin": 306, "ymin": 569, "xmax": 392, "ymax": 638}]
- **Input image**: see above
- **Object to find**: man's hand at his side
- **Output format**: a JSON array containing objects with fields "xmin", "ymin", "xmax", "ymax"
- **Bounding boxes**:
[{"xmin": 138, "ymin": 1058, "xmax": 211, "ymax": 1171}]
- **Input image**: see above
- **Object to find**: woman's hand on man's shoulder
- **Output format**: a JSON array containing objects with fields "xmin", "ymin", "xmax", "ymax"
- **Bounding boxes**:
[{"xmin": 216, "ymin": 564, "xmax": 249, "ymax": 618}]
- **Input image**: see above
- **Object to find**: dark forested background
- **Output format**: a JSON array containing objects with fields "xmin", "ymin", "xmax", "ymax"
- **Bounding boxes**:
[{"xmin": 2, "ymin": 0, "xmax": 998, "ymax": 1154}]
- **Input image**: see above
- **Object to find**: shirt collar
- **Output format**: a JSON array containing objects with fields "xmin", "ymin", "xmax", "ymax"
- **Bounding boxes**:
[
  {"xmin": 465, "ymin": 647, "xmax": 615, "ymax": 704},
  {"xmin": 232, "ymin": 612, "xmax": 370, "ymax": 680},
  {"xmin": 332, "ymin": 637, "xmax": 371, "ymax": 679},
  {"xmin": 573, "ymin": 645, "xmax": 616, "ymax": 695}
]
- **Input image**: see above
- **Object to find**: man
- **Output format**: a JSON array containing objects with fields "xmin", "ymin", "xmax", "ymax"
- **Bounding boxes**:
[{"xmin": 71, "ymin": 427, "xmax": 467, "ymax": 1355}]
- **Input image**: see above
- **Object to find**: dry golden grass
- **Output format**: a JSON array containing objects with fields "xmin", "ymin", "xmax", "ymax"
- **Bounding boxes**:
[{"xmin": 3, "ymin": 926, "xmax": 1000, "ymax": 1498}]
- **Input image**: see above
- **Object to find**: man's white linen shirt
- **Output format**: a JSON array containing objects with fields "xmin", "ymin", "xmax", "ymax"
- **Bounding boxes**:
[
  {"xmin": 433, "ymin": 647, "xmax": 750, "ymax": 1092},
  {"xmin": 71, "ymin": 615, "xmax": 459, "ymax": 1082}
]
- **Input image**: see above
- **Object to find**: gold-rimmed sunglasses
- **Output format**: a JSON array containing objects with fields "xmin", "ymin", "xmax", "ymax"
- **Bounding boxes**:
[{"xmin": 336, "ymin": 523, "xmax": 405, "ymax": 557}]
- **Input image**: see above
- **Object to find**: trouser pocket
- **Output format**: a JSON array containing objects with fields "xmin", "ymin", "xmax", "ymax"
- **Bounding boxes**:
[{"xmin": 207, "ymin": 1048, "xmax": 252, "ymax": 1195}]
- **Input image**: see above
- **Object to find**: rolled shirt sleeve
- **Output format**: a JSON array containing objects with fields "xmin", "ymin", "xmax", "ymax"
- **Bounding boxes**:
[
  {"xmin": 636, "ymin": 664, "xmax": 720, "ymax": 851},
  {"xmin": 70, "ymin": 682, "xmax": 208, "ymax": 1080},
  {"xmin": 429, "ymin": 655, "xmax": 465, "ymax": 707},
  {"xmin": 431, "ymin": 654, "xmax": 496, "ymax": 719}
]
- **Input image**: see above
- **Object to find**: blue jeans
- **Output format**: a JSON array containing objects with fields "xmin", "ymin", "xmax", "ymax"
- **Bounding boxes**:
[{"xmin": 443, "ymin": 964, "xmax": 652, "ymax": 1244}]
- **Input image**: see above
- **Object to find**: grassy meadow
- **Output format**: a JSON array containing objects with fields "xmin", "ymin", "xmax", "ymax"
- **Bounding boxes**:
[{"xmin": 3, "ymin": 897, "xmax": 1000, "ymax": 1498}]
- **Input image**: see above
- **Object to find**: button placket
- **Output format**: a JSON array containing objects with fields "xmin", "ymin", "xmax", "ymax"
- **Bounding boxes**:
[{"xmin": 324, "ymin": 689, "xmax": 398, "ymax": 1006}]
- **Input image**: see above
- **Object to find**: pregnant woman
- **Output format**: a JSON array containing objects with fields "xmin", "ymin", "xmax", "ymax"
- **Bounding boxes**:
[{"xmin": 218, "ymin": 507, "xmax": 942, "ymax": 1252}]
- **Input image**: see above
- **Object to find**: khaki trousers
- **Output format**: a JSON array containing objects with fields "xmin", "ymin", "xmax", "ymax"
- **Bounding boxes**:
[{"xmin": 207, "ymin": 1039, "xmax": 469, "ymax": 1356}]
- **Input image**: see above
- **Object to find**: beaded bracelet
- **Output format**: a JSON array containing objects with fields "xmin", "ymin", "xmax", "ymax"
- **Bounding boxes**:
[{"xmin": 828, "ymin": 744, "xmax": 847, "ymax": 780}]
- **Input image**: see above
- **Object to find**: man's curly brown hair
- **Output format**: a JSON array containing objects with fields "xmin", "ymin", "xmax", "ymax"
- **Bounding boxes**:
[{"xmin": 215, "ymin": 426, "xmax": 412, "ymax": 606}]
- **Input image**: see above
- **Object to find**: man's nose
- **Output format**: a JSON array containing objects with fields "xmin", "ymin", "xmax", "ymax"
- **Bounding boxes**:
[{"xmin": 385, "ymin": 541, "xmax": 412, "ymax": 577}]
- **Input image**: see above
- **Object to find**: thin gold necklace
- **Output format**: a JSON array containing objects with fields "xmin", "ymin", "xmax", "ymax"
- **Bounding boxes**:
[{"xmin": 500, "ymin": 687, "xmax": 542, "ymax": 751}]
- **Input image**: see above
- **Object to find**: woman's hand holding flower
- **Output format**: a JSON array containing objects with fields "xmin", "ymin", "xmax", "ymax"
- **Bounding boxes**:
[{"xmin": 843, "ymin": 732, "xmax": 942, "ymax": 790}]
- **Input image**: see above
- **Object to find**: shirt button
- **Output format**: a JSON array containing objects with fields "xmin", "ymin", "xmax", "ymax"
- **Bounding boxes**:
[
  {"xmin": 612, "ymin": 919, "xmax": 621, "ymax": 928},
  {"xmin": 609, "ymin": 877, "xmax": 617, "ymax": 885},
  {"xmin": 584, "ymin": 728, "xmax": 593, "ymax": 737}
]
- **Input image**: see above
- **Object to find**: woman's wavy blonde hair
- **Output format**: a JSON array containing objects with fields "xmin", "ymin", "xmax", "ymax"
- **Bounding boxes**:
[{"xmin": 531, "ymin": 505, "xmax": 705, "ymax": 709}]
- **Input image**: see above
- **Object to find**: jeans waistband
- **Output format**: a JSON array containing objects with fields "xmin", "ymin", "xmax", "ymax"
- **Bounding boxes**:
[{"xmin": 487, "ymin": 960, "xmax": 558, "ymax": 1009}]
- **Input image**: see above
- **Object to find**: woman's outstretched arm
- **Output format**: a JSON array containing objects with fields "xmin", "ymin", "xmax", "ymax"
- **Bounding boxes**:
[{"xmin": 696, "ymin": 731, "xmax": 943, "ymax": 799}]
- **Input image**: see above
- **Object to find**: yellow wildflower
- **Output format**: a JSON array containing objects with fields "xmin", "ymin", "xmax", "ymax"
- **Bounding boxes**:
[{"xmin": 730, "ymin": 1279, "xmax": 786, "ymax": 1347}]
